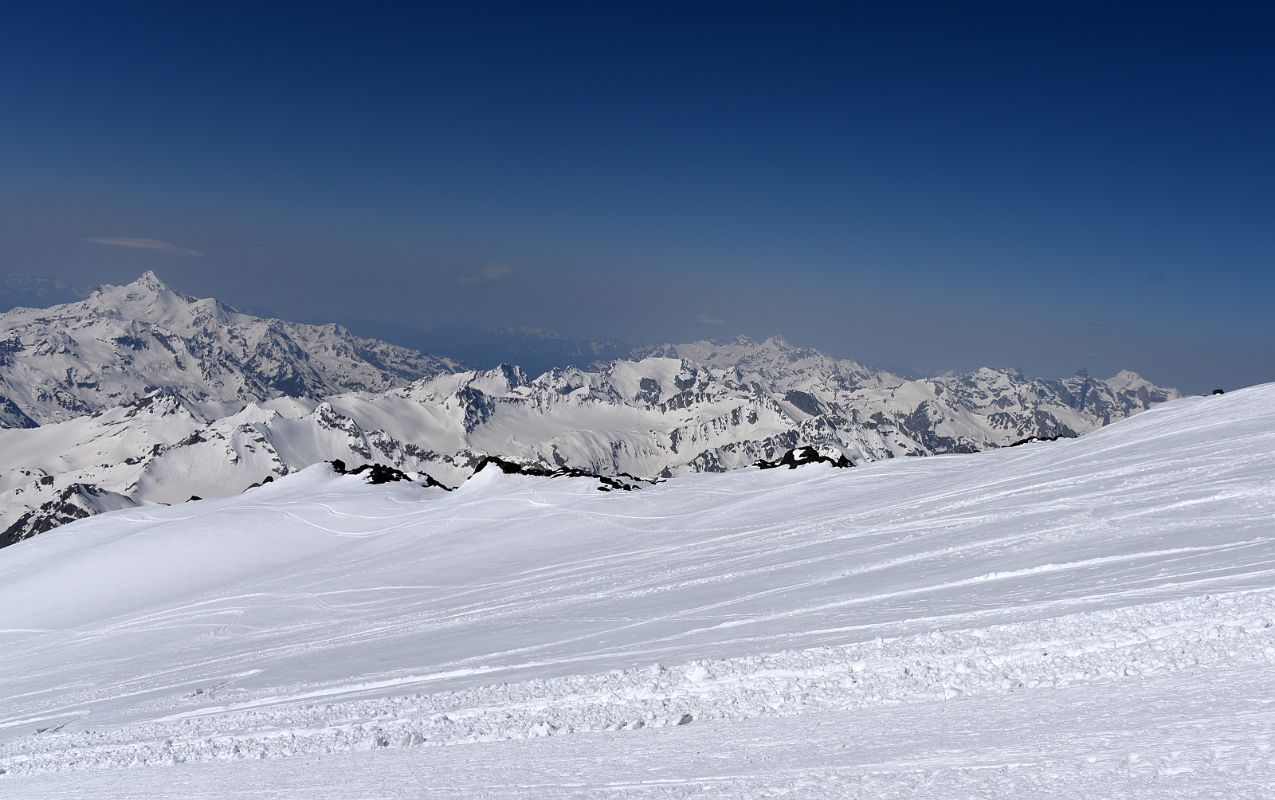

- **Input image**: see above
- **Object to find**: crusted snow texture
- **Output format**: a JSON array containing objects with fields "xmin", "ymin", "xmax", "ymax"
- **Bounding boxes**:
[{"xmin": 0, "ymin": 384, "xmax": 1272, "ymax": 793}]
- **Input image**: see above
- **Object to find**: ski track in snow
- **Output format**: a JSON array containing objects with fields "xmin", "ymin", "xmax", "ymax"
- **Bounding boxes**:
[
  {"xmin": 0, "ymin": 386, "xmax": 1273, "ymax": 796},
  {"xmin": 5, "ymin": 588, "xmax": 1275, "ymax": 776}
]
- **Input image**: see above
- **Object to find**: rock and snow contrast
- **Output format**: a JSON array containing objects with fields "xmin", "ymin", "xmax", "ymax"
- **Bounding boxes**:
[
  {"xmin": 0, "ymin": 271, "xmax": 459, "ymax": 427},
  {"xmin": 0, "ymin": 273, "xmax": 1179, "ymax": 547},
  {"xmin": 0, "ymin": 384, "xmax": 1272, "ymax": 797}
]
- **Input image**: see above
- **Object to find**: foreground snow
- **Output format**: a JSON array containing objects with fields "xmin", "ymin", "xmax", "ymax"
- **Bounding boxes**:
[
  {"xmin": 1, "ymin": 385, "xmax": 1272, "ymax": 796},
  {"xmin": 10, "ymin": 667, "xmax": 1273, "ymax": 798}
]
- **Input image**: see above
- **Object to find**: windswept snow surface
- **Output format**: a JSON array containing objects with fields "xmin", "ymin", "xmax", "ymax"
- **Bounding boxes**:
[{"xmin": 1, "ymin": 385, "xmax": 1274, "ymax": 797}]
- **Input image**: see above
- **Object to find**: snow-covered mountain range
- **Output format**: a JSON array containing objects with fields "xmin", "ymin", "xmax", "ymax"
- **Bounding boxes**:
[
  {"xmin": 0, "ymin": 271, "xmax": 459, "ymax": 427},
  {"xmin": 2, "ymin": 385, "xmax": 1272, "ymax": 795},
  {"xmin": 326, "ymin": 318, "xmax": 635, "ymax": 378},
  {"xmin": 0, "ymin": 273, "xmax": 1178, "ymax": 546}
]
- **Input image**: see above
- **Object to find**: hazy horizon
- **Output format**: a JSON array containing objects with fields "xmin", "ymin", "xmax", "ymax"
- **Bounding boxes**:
[{"xmin": 0, "ymin": 267, "xmax": 1227, "ymax": 392}]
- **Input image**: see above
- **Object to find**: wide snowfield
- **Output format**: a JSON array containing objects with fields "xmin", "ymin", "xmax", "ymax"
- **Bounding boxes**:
[{"xmin": 2, "ymin": 385, "xmax": 1274, "ymax": 797}]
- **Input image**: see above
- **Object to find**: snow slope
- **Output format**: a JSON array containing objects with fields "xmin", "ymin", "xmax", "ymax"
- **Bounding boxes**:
[{"xmin": 0, "ymin": 384, "xmax": 1272, "ymax": 795}]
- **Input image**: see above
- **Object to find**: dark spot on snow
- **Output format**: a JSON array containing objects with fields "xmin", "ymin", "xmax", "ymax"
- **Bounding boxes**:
[
  {"xmin": 636, "ymin": 377, "xmax": 662, "ymax": 405},
  {"xmin": 347, "ymin": 463, "xmax": 412, "ymax": 485},
  {"xmin": 1008, "ymin": 434, "xmax": 1073, "ymax": 448},
  {"xmin": 113, "ymin": 334, "xmax": 148, "ymax": 351},
  {"xmin": 783, "ymin": 390, "xmax": 823, "ymax": 416},
  {"xmin": 243, "ymin": 475, "xmax": 275, "ymax": 492},
  {"xmin": 473, "ymin": 456, "xmax": 648, "ymax": 491},
  {"xmin": 755, "ymin": 446, "xmax": 853, "ymax": 470},
  {"xmin": 330, "ymin": 459, "xmax": 452, "ymax": 490}
]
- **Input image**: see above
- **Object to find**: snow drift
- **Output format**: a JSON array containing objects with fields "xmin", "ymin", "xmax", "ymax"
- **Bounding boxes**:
[{"xmin": 0, "ymin": 384, "xmax": 1272, "ymax": 796}]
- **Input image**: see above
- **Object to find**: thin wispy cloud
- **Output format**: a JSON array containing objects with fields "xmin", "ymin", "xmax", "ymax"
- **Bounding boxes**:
[
  {"xmin": 697, "ymin": 312, "xmax": 725, "ymax": 325},
  {"xmin": 457, "ymin": 262, "xmax": 514, "ymax": 285},
  {"xmin": 86, "ymin": 237, "xmax": 206, "ymax": 257}
]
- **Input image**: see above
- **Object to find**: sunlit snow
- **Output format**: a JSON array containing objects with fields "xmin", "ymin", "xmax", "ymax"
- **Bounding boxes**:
[{"xmin": 1, "ymin": 385, "xmax": 1272, "ymax": 796}]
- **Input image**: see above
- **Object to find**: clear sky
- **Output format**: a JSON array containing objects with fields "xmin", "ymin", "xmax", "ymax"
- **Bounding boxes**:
[{"xmin": 1, "ymin": 1, "xmax": 1271, "ymax": 392}]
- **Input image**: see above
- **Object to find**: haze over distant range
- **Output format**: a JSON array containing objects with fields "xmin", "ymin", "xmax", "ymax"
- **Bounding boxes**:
[{"xmin": 2, "ymin": 3, "xmax": 1272, "ymax": 394}]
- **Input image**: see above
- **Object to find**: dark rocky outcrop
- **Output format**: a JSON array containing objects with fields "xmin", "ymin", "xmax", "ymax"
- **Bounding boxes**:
[
  {"xmin": 0, "ymin": 394, "xmax": 36, "ymax": 428},
  {"xmin": 754, "ymin": 446, "xmax": 853, "ymax": 470},
  {"xmin": 473, "ymin": 456, "xmax": 648, "ymax": 491},
  {"xmin": 0, "ymin": 484, "xmax": 134, "ymax": 548},
  {"xmin": 1008, "ymin": 434, "xmax": 1074, "ymax": 448},
  {"xmin": 330, "ymin": 459, "xmax": 451, "ymax": 490}
]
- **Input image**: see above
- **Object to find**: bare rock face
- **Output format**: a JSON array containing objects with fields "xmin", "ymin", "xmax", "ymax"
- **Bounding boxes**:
[
  {"xmin": 471, "ymin": 456, "xmax": 649, "ymax": 492},
  {"xmin": 1, "ymin": 483, "xmax": 137, "ymax": 548}
]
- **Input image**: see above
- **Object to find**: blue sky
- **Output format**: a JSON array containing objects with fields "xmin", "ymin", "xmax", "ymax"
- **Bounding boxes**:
[{"xmin": 1, "ymin": 1, "xmax": 1271, "ymax": 391}]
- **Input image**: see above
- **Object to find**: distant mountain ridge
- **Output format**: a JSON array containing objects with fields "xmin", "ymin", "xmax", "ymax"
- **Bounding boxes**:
[
  {"xmin": 0, "ymin": 272, "xmax": 92, "ymax": 313},
  {"xmin": 319, "ymin": 318, "xmax": 633, "ymax": 379},
  {"xmin": 0, "ymin": 272, "xmax": 460, "ymax": 427},
  {"xmin": 0, "ymin": 273, "xmax": 1179, "ymax": 546}
]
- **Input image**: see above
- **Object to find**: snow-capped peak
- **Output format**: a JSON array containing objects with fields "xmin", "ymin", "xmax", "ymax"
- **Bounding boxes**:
[
  {"xmin": 0, "ymin": 274, "xmax": 1183, "ymax": 545},
  {"xmin": 0, "ymin": 272, "xmax": 461, "ymax": 427}
]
